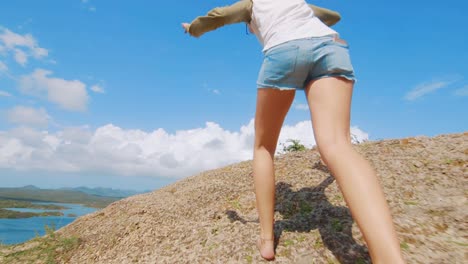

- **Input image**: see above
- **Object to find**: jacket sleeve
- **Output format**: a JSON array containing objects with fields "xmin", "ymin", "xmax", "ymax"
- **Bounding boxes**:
[
  {"xmin": 309, "ymin": 4, "xmax": 341, "ymax": 26},
  {"xmin": 188, "ymin": 0, "xmax": 252, "ymax": 38}
]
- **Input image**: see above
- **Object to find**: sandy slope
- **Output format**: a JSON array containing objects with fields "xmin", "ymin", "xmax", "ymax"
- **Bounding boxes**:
[{"xmin": 2, "ymin": 132, "xmax": 467, "ymax": 263}]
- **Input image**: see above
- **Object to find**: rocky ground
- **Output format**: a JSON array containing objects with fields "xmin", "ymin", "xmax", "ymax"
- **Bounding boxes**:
[{"xmin": 1, "ymin": 132, "xmax": 466, "ymax": 264}]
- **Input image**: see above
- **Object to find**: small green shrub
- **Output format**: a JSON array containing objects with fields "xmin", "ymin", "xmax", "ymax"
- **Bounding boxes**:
[{"xmin": 282, "ymin": 139, "xmax": 307, "ymax": 153}]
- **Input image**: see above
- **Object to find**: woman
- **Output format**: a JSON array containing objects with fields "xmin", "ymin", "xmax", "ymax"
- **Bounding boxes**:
[
  {"xmin": 182, "ymin": 0, "xmax": 341, "ymax": 37},
  {"xmin": 183, "ymin": 1, "xmax": 405, "ymax": 263}
]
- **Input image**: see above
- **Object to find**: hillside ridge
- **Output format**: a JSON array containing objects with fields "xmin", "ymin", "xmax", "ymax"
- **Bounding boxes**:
[{"xmin": 1, "ymin": 132, "xmax": 466, "ymax": 263}]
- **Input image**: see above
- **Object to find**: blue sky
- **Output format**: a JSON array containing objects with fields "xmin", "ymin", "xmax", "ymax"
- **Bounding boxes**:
[{"xmin": 0, "ymin": 0, "xmax": 466, "ymax": 191}]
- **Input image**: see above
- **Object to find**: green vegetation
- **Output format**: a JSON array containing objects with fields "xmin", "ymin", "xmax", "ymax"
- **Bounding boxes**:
[
  {"xmin": 0, "ymin": 199, "xmax": 68, "ymax": 219},
  {"xmin": 283, "ymin": 139, "xmax": 307, "ymax": 153},
  {"xmin": 283, "ymin": 239, "xmax": 295, "ymax": 247},
  {"xmin": 0, "ymin": 186, "xmax": 124, "ymax": 219},
  {"xmin": 0, "ymin": 187, "xmax": 119, "ymax": 208},
  {"xmin": 299, "ymin": 201, "xmax": 313, "ymax": 215},
  {"xmin": 404, "ymin": 200, "xmax": 418, "ymax": 206},
  {"xmin": 1, "ymin": 225, "xmax": 81, "ymax": 264},
  {"xmin": 313, "ymin": 239, "xmax": 323, "ymax": 249},
  {"xmin": 331, "ymin": 218, "xmax": 344, "ymax": 232},
  {"xmin": 0, "ymin": 199, "xmax": 67, "ymax": 210},
  {"xmin": 0, "ymin": 209, "xmax": 63, "ymax": 219},
  {"xmin": 355, "ymin": 258, "xmax": 367, "ymax": 264},
  {"xmin": 280, "ymin": 200, "xmax": 314, "ymax": 218},
  {"xmin": 229, "ymin": 199, "xmax": 241, "ymax": 210},
  {"xmin": 400, "ymin": 242, "xmax": 410, "ymax": 251},
  {"xmin": 296, "ymin": 235, "xmax": 306, "ymax": 242},
  {"xmin": 0, "ymin": 187, "xmax": 117, "ymax": 218}
]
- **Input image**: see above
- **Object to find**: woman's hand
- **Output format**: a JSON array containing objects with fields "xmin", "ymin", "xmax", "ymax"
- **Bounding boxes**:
[{"xmin": 181, "ymin": 23, "xmax": 190, "ymax": 33}]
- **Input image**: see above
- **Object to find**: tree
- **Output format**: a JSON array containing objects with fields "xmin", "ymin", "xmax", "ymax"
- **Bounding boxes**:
[{"xmin": 282, "ymin": 139, "xmax": 306, "ymax": 153}]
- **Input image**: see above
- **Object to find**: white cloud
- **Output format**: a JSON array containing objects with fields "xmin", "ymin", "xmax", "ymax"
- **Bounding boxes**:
[
  {"xmin": 19, "ymin": 69, "xmax": 89, "ymax": 112},
  {"xmin": 90, "ymin": 84, "xmax": 105, "ymax": 93},
  {"xmin": 404, "ymin": 77, "xmax": 460, "ymax": 101},
  {"xmin": 454, "ymin": 85, "xmax": 468, "ymax": 97},
  {"xmin": 0, "ymin": 90, "xmax": 12, "ymax": 97},
  {"xmin": 89, "ymin": 7, "xmax": 96, "ymax": 12},
  {"xmin": 0, "ymin": 120, "xmax": 369, "ymax": 178},
  {"xmin": 6, "ymin": 106, "xmax": 50, "ymax": 127},
  {"xmin": 0, "ymin": 60, "xmax": 7, "ymax": 72},
  {"xmin": 81, "ymin": 0, "xmax": 89, "ymax": 3},
  {"xmin": 294, "ymin": 104, "xmax": 309, "ymax": 111},
  {"xmin": 211, "ymin": 89, "xmax": 220, "ymax": 95},
  {"xmin": 14, "ymin": 49, "xmax": 27, "ymax": 66},
  {"xmin": 0, "ymin": 27, "xmax": 48, "ymax": 65},
  {"xmin": 279, "ymin": 121, "xmax": 315, "ymax": 148},
  {"xmin": 0, "ymin": 28, "xmax": 35, "ymax": 49},
  {"xmin": 32, "ymin": 46, "xmax": 48, "ymax": 59},
  {"xmin": 278, "ymin": 121, "xmax": 368, "ymax": 150},
  {"xmin": 350, "ymin": 127, "xmax": 369, "ymax": 143}
]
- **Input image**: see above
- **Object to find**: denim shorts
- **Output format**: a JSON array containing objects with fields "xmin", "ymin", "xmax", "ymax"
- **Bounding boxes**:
[{"xmin": 257, "ymin": 35, "xmax": 356, "ymax": 90}]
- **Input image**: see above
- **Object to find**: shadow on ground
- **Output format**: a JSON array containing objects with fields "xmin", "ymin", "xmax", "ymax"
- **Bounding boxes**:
[{"xmin": 226, "ymin": 169, "xmax": 370, "ymax": 263}]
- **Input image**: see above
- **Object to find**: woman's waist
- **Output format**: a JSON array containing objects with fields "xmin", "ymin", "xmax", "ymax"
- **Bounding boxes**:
[{"xmin": 262, "ymin": 32, "xmax": 337, "ymax": 53}]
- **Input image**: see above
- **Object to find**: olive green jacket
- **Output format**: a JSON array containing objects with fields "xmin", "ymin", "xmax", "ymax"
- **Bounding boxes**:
[{"xmin": 187, "ymin": 0, "xmax": 341, "ymax": 37}]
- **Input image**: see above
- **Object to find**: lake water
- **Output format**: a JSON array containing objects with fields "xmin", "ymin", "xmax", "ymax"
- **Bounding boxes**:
[{"xmin": 0, "ymin": 202, "xmax": 98, "ymax": 245}]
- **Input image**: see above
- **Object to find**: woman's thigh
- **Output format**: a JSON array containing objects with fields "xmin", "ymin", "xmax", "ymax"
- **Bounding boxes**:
[
  {"xmin": 305, "ymin": 77, "xmax": 354, "ymax": 151},
  {"xmin": 254, "ymin": 88, "xmax": 295, "ymax": 154}
]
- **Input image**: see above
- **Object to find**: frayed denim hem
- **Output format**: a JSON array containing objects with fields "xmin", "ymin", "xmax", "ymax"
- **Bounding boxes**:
[{"xmin": 257, "ymin": 84, "xmax": 300, "ymax": 91}]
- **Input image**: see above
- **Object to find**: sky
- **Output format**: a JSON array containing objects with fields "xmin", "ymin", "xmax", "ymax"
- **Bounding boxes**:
[{"xmin": 0, "ymin": 0, "xmax": 466, "ymax": 191}]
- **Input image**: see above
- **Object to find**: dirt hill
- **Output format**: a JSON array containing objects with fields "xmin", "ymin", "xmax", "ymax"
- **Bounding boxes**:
[{"xmin": 1, "ymin": 132, "xmax": 466, "ymax": 264}]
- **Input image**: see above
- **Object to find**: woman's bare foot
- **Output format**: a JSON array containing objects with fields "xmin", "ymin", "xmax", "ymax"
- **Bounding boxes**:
[{"xmin": 256, "ymin": 237, "xmax": 275, "ymax": 261}]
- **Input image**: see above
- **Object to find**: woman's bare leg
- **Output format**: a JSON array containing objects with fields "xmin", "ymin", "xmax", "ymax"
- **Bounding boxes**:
[
  {"xmin": 253, "ymin": 88, "xmax": 295, "ymax": 260},
  {"xmin": 305, "ymin": 77, "xmax": 405, "ymax": 264}
]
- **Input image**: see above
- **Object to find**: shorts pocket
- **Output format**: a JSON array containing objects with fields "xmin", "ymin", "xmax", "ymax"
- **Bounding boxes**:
[
  {"xmin": 262, "ymin": 45, "xmax": 299, "ymax": 82},
  {"xmin": 322, "ymin": 45, "xmax": 354, "ymax": 76}
]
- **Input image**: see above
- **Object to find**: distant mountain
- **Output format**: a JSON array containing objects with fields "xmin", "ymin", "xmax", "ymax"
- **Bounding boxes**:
[
  {"xmin": 21, "ymin": 185, "xmax": 40, "ymax": 190},
  {"xmin": 59, "ymin": 187, "xmax": 146, "ymax": 198}
]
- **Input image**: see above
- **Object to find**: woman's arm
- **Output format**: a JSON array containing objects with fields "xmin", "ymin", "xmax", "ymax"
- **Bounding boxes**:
[
  {"xmin": 308, "ymin": 4, "xmax": 341, "ymax": 26},
  {"xmin": 184, "ymin": 0, "xmax": 252, "ymax": 38},
  {"xmin": 183, "ymin": 1, "xmax": 341, "ymax": 37}
]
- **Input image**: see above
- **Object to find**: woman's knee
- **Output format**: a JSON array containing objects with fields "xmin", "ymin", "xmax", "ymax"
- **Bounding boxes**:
[
  {"xmin": 316, "ymin": 137, "xmax": 352, "ymax": 161},
  {"xmin": 254, "ymin": 140, "xmax": 277, "ymax": 156},
  {"xmin": 254, "ymin": 128, "xmax": 280, "ymax": 155}
]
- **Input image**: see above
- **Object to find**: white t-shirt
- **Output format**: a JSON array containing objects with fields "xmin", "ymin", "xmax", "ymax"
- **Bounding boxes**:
[{"xmin": 250, "ymin": 0, "xmax": 337, "ymax": 51}]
